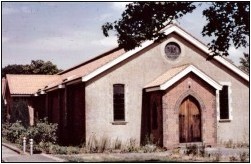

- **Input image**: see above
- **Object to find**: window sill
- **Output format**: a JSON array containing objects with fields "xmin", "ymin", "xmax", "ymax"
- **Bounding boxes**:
[
  {"xmin": 111, "ymin": 121, "xmax": 128, "ymax": 125},
  {"xmin": 219, "ymin": 119, "xmax": 231, "ymax": 123}
]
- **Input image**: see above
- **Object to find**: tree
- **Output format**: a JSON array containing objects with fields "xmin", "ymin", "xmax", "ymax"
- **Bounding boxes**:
[
  {"xmin": 29, "ymin": 60, "xmax": 62, "ymax": 75},
  {"xmin": 2, "ymin": 60, "xmax": 63, "ymax": 77},
  {"xmin": 102, "ymin": 2, "xmax": 196, "ymax": 51},
  {"xmin": 102, "ymin": 2, "xmax": 249, "ymax": 57},
  {"xmin": 1, "ymin": 64, "xmax": 28, "ymax": 77},
  {"xmin": 239, "ymin": 53, "xmax": 249, "ymax": 74},
  {"xmin": 202, "ymin": 2, "xmax": 249, "ymax": 57}
]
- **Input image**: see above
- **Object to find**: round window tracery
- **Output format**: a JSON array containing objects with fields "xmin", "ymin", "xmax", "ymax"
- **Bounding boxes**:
[{"xmin": 164, "ymin": 42, "xmax": 181, "ymax": 60}]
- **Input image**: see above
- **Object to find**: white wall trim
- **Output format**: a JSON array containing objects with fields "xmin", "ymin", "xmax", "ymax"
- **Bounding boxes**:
[
  {"xmin": 81, "ymin": 24, "xmax": 249, "ymax": 83},
  {"xmin": 145, "ymin": 87, "xmax": 160, "ymax": 92},
  {"xmin": 160, "ymin": 65, "xmax": 222, "ymax": 91},
  {"xmin": 165, "ymin": 25, "xmax": 249, "ymax": 82},
  {"xmin": 216, "ymin": 90, "xmax": 220, "ymax": 121}
]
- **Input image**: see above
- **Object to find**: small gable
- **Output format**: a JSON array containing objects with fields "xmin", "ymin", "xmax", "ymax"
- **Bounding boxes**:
[{"xmin": 145, "ymin": 64, "xmax": 222, "ymax": 92}]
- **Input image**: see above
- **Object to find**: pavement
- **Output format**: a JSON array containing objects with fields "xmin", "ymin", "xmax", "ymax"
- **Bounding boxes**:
[{"xmin": 2, "ymin": 143, "xmax": 66, "ymax": 162}]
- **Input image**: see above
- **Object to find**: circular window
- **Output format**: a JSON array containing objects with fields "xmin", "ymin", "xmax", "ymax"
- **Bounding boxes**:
[{"xmin": 164, "ymin": 42, "xmax": 181, "ymax": 60}]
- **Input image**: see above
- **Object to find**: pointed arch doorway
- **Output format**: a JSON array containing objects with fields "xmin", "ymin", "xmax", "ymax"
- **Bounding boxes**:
[{"xmin": 179, "ymin": 96, "xmax": 201, "ymax": 143}]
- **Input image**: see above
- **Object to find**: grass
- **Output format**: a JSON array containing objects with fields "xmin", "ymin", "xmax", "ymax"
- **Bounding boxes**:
[{"xmin": 59, "ymin": 154, "xmax": 183, "ymax": 162}]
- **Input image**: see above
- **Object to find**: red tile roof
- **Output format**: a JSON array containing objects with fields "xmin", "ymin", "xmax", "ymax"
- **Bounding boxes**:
[
  {"xmin": 6, "ymin": 74, "xmax": 60, "ymax": 95},
  {"xmin": 43, "ymin": 47, "xmax": 125, "ymax": 90},
  {"xmin": 144, "ymin": 64, "xmax": 190, "ymax": 88},
  {"xmin": 5, "ymin": 47, "xmax": 125, "ymax": 95}
]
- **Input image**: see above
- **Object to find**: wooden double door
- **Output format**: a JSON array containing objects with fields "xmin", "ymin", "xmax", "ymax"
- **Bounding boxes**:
[{"xmin": 179, "ymin": 96, "xmax": 201, "ymax": 143}]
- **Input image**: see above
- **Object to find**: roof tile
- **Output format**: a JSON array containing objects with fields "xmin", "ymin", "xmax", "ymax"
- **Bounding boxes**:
[
  {"xmin": 144, "ymin": 64, "xmax": 190, "ymax": 88},
  {"xmin": 6, "ymin": 74, "xmax": 60, "ymax": 95}
]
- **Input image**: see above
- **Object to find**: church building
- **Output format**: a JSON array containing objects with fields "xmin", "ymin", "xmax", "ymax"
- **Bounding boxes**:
[{"xmin": 3, "ymin": 24, "xmax": 249, "ymax": 148}]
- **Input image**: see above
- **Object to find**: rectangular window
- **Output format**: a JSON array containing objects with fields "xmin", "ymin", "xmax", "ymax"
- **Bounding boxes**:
[
  {"xmin": 113, "ymin": 84, "xmax": 125, "ymax": 121},
  {"xmin": 219, "ymin": 85, "xmax": 229, "ymax": 119}
]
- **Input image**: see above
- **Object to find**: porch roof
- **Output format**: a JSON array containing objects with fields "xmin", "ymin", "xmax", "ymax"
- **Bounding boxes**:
[{"xmin": 144, "ymin": 64, "xmax": 223, "ymax": 92}]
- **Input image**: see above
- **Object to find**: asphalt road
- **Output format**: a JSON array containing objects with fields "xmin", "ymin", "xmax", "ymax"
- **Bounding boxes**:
[{"xmin": 2, "ymin": 145, "xmax": 64, "ymax": 162}]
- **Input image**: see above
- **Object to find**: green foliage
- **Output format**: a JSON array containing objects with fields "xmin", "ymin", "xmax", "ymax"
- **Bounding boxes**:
[
  {"xmin": 10, "ymin": 100, "xmax": 29, "ymax": 127},
  {"xmin": 185, "ymin": 144, "xmax": 198, "ymax": 156},
  {"xmin": 25, "ymin": 118, "xmax": 58, "ymax": 152},
  {"xmin": 1, "ymin": 64, "xmax": 27, "ymax": 77},
  {"xmin": 84, "ymin": 135, "xmax": 110, "ymax": 153},
  {"xmin": 44, "ymin": 144, "xmax": 80, "ymax": 154},
  {"xmin": 2, "ymin": 59, "xmax": 63, "ymax": 77},
  {"xmin": 123, "ymin": 138, "xmax": 138, "ymax": 152},
  {"xmin": 229, "ymin": 156, "xmax": 238, "ymax": 162},
  {"xmin": 143, "ymin": 133, "xmax": 154, "ymax": 145},
  {"xmin": 29, "ymin": 60, "xmax": 62, "ymax": 75},
  {"xmin": 2, "ymin": 118, "xmax": 58, "ymax": 153},
  {"xmin": 114, "ymin": 138, "xmax": 122, "ymax": 149},
  {"xmin": 142, "ymin": 144, "xmax": 157, "ymax": 153},
  {"xmin": 225, "ymin": 139, "xmax": 234, "ymax": 148},
  {"xmin": 213, "ymin": 151, "xmax": 222, "ymax": 162},
  {"xmin": 184, "ymin": 144, "xmax": 206, "ymax": 157},
  {"xmin": 85, "ymin": 135, "xmax": 99, "ymax": 153},
  {"xmin": 102, "ymin": 2, "xmax": 249, "ymax": 57},
  {"xmin": 202, "ymin": 2, "xmax": 249, "ymax": 57},
  {"xmin": 3, "ymin": 121, "xmax": 26, "ymax": 144},
  {"xmin": 239, "ymin": 152, "xmax": 248, "ymax": 162},
  {"xmin": 102, "ymin": 2, "xmax": 196, "ymax": 51},
  {"xmin": 239, "ymin": 53, "xmax": 249, "ymax": 74}
]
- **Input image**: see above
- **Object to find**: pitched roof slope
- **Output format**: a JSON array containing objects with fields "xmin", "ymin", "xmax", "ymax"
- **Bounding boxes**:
[
  {"xmin": 145, "ymin": 64, "xmax": 189, "ymax": 88},
  {"xmin": 80, "ymin": 23, "xmax": 248, "ymax": 83},
  {"xmin": 61, "ymin": 48, "xmax": 125, "ymax": 81},
  {"xmin": 145, "ymin": 64, "xmax": 222, "ymax": 91},
  {"xmin": 43, "ymin": 48, "xmax": 125, "ymax": 90},
  {"xmin": 6, "ymin": 74, "xmax": 60, "ymax": 95}
]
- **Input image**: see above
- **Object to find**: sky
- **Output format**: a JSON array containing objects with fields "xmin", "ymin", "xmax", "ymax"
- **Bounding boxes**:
[{"xmin": 2, "ymin": 2, "xmax": 249, "ymax": 70}]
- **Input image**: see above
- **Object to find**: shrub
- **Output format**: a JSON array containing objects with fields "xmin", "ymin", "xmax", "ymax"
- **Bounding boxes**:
[
  {"xmin": 114, "ymin": 138, "xmax": 122, "ymax": 150},
  {"xmin": 142, "ymin": 144, "xmax": 157, "ymax": 153},
  {"xmin": 143, "ymin": 134, "xmax": 154, "ymax": 145},
  {"xmin": 85, "ymin": 135, "xmax": 99, "ymax": 153},
  {"xmin": 229, "ymin": 156, "xmax": 238, "ymax": 162},
  {"xmin": 5, "ymin": 121, "xmax": 26, "ymax": 144},
  {"xmin": 27, "ymin": 118, "xmax": 58, "ymax": 144},
  {"xmin": 123, "ymin": 138, "xmax": 138, "ymax": 152},
  {"xmin": 25, "ymin": 118, "xmax": 58, "ymax": 152},
  {"xmin": 198, "ymin": 144, "xmax": 206, "ymax": 157},
  {"xmin": 2, "ymin": 118, "xmax": 58, "ymax": 153},
  {"xmin": 85, "ymin": 135, "xmax": 111, "ymax": 153},
  {"xmin": 213, "ymin": 151, "xmax": 222, "ymax": 162},
  {"xmin": 185, "ymin": 144, "xmax": 198, "ymax": 156},
  {"xmin": 98, "ymin": 137, "xmax": 109, "ymax": 153},
  {"xmin": 2, "ymin": 123, "xmax": 11, "ymax": 139},
  {"xmin": 225, "ymin": 139, "xmax": 233, "ymax": 148},
  {"xmin": 239, "ymin": 152, "xmax": 248, "ymax": 162}
]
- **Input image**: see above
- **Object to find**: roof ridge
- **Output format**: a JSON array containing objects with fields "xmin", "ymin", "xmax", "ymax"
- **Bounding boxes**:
[{"xmin": 58, "ymin": 47, "xmax": 122, "ymax": 75}]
